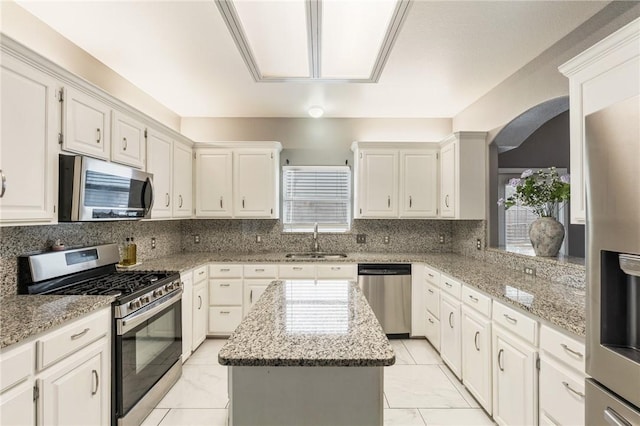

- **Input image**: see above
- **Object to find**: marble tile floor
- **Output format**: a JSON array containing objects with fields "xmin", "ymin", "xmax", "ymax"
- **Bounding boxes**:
[{"xmin": 142, "ymin": 338, "xmax": 495, "ymax": 426}]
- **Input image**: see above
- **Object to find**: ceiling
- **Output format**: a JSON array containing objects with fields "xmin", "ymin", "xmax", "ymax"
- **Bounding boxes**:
[{"xmin": 16, "ymin": 1, "xmax": 609, "ymax": 118}]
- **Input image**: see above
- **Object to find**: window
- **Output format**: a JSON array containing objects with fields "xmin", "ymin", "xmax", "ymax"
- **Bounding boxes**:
[{"xmin": 282, "ymin": 166, "xmax": 351, "ymax": 233}]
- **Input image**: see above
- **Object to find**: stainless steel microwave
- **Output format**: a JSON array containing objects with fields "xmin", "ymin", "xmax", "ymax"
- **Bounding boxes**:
[{"xmin": 59, "ymin": 155, "xmax": 154, "ymax": 221}]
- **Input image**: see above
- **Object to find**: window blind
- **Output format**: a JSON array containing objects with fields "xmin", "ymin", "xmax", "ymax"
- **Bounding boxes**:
[{"xmin": 282, "ymin": 166, "xmax": 351, "ymax": 232}]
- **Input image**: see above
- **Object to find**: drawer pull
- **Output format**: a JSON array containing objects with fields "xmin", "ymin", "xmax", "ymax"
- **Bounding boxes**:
[
  {"xmin": 198, "ymin": 271, "xmax": 205, "ymax": 276},
  {"xmin": 198, "ymin": 295, "xmax": 202, "ymax": 309},
  {"xmin": 219, "ymin": 283, "xmax": 230, "ymax": 287},
  {"xmin": 220, "ymin": 268, "xmax": 230, "ymax": 272},
  {"xmin": 220, "ymin": 311, "xmax": 230, "ymax": 315},
  {"xmin": 448, "ymin": 312, "xmax": 454, "ymax": 328},
  {"xmin": 428, "ymin": 318, "xmax": 434, "ymax": 324},
  {"xmin": 444, "ymin": 282, "xmax": 452, "ymax": 288},
  {"xmin": 474, "ymin": 331, "xmax": 480, "ymax": 351},
  {"xmin": 498, "ymin": 348, "xmax": 504, "ymax": 371},
  {"xmin": 92, "ymin": 369, "xmax": 99, "ymax": 396},
  {"xmin": 255, "ymin": 268, "xmax": 265, "ymax": 272},
  {"xmin": 427, "ymin": 273, "xmax": 434, "ymax": 278},
  {"xmin": 70, "ymin": 328, "xmax": 90, "ymax": 340},
  {"xmin": 427, "ymin": 289, "xmax": 434, "ymax": 294},
  {"xmin": 468, "ymin": 295, "xmax": 479, "ymax": 303},
  {"xmin": 331, "ymin": 267, "xmax": 341, "ymax": 271},
  {"xmin": 560, "ymin": 343, "xmax": 584, "ymax": 358},
  {"xmin": 250, "ymin": 290, "xmax": 253, "ymax": 303},
  {"xmin": 562, "ymin": 381, "xmax": 585, "ymax": 398},
  {"xmin": 503, "ymin": 314, "xmax": 518, "ymax": 324},
  {"xmin": 293, "ymin": 267, "xmax": 303, "ymax": 271}
]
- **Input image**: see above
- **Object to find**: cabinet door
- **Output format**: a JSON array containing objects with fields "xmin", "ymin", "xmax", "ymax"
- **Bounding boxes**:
[
  {"xmin": 146, "ymin": 129, "xmax": 173, "ymax": 218},
  {"xmin": 111, "ymin": 110, "xmax": 145, "ymax": 169},
  {"xmin": 181, "ymin": 272, "xmax": 194, "ymax": 362},
  {"xmin": 0, "ymin": 381, "xmax": 34, "ymax": 426},
  {"xmin": 439, "ymin": 294, "xmax": 461, "ymax": 378},
  {"xmin": 234, "ymin": 150, "xmax": 277, "ymax": 218},
  {"xmin": 440, "ymin": 141, "xmax": 456, "ymax": 217},
  {"xmin": 195, "ymin": 149, "xmax": 233, "ymax": 217},
  {"xmin": 244, "ymin": 280, "xmax": 270, "ymax": 316},
  {"xmin": 0, "ymin": 54, "xmax": 58, "ymax": 223},
  {"xmin": 493, "ymin": 328, "xmax": 537, "ymax": 426},
  {"xmin": 63, "ymin": 86, "xmax": 110, "ymax": 160},
  {"xmin": 539, "ymin": 358, "xmax": 585, "ymax": 426},
  {"xmin": 357, "ymin": 150, "xmax": 398, "ymax": 217},
  {"xmin": 462, "ymin": 307, "xmax": 492, "ymax": 414},
  {"xmin": 399, "ymin": 149, "xmax": 438, "ymax": 217},
  {"xmin": 172, "ymin": 142, "xmax": 193, "ymax": 218},
  {"xmin": 192, "ymin": 281, "xmax": 207, "ymax": 351},
  {"xmin": 40, "ymin": 340, "xmax": 109, "ymax": 426}
]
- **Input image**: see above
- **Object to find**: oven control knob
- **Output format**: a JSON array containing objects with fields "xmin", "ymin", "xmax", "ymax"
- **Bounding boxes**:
[
  {"xmin": 128, "ymin": 300, "xmax": 141, "ymax": 310},
  {"xmin": 165, "ymin": 283, "xmax": 174, "ymax": 291},
  {"xmin": 153, "ymin": 288, "xmax": 164, "ymax": 298},
  {"xmin": 141, "ymin": 295, "xmax": 151, "ymax": 304}
]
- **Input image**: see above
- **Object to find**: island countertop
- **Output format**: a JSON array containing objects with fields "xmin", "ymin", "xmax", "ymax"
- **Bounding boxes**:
[{"xmin": 218, "ymin": 279, "xmax": 395, "ymax": 367}]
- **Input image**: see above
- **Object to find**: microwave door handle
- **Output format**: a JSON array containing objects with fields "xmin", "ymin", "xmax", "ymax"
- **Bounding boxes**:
[{"xmin": 143, "ymin": 177, "xmax": 154, "ymax": 216}]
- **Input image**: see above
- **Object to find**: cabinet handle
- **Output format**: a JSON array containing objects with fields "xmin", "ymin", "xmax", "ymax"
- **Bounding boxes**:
[
  {"xmin": 468, "ymin": 295, "xmax": 479, "ymax": 303},
  {"xmin": 604, "ymin": 407, "xmax": 632, "ymax": 426},
  {"xmin": 198, "ymin": 295, "xmax": 202, "ymax": 309},
  {"xmin": 96, "ymin": 128, "xmax": 101, "ymax": 143},
  {"xmin": 427, "ymin": 273, "xmax": 434, "ymax": 278},
  {"xmin": 165, "ymin": 193, "xmax": 170, "ymax": 207},
  {"xmin": 444, "ymin": 282, "xmax": 452, "ymax": 288},
  {"xmin": 474, "ymin": 331, "xmax": 480, "ymax": 351},
  {"xmin": 198, "ymin": 271, "xmax": 205, "ymax": 276},
  {"xmin": 560, "ymin": 343, "xmax": 584, "ymax": 358},
  {"xmin": 179, "ymin": 194, "xmax": 183, "ymax": 208},
  {"xmin": 498, "ymin": 349, "xmax": 504, "ymax": 371},
  {"xmin": 91, "ymin": 370, "xmax": 99, "ymax": 396},
  {"xmin": 242, "ymin": 197, "xmax": 245, "ymax": 208},
  {"xmin": 427, "ymin": 289, "xmax": 434, "ymax": 294},
  {"xmin": 409, "ymin": 196, "xmax": 412, "ymax": 208},
  {"xmin": 122, "ymin": 137, "xmax": 127, "ymax": 151},
  {"xmin": 387, "ymin": 196, "xmax": 391, "ymax": 208},
  {"xmin": 70, "ymin": 328, "xmax": 90, "ymax": 340},
  {"xmin": 428, "ymin": 318, "xmax": 434, "ymax": 324},
  {"xmin": 503, "ymin": 314, "xmax": 518, "ymax": 324},
  {"xmin": 448, "ymin": 312, "xmax": 454, "ymax": 328},
  {"xmin": 445, "ymin": 194, "xmax": 450, "ymax": 208},
  {"xmin": 562, "ymin": 381, "xmax": 585, "ymax": 399},
  {"xmin": 250, "ymin": 289, "xmax": 253, "ymax": 303},
  {"xmin": 220, "ymin": 268, "xmax": 230, "ymax": 272},
  {"xmin": 219, "ymin": 283, "xmax": 230, "ymax": 287},
  {"xmin": 255, "ymin": 268, "xmax": 264, "ymax": 272},
  {"xmin": 220, "ymin": 311, "xmax": 230, "ymax": 315},
  {"xmin": 220, "ymin": 196, "xmax": 223, "ymax": 208},
  {"xmin": 0, "ymin": 169, "xmax": 6, "ymax": 198},
  {"xmin": 293, "ymin": 267, "xmax": 303, "ymax": 271},
  {"xmin": 331, "ymin": 267, "xmax": 340, "ymax": 271}
]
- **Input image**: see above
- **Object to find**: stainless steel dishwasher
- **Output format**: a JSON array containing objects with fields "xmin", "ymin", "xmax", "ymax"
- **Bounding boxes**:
[{"xmin": 358, "ymin": 264, "xmax": 412, "ymax": 337}]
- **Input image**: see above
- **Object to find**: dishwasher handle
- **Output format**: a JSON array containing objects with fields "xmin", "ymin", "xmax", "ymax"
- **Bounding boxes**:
[
  {"xmin": 358, "ymin": 269, "xmax": 410, "ymax": 276},
  {"xmin": 358, "ymin": 264, "xmax": 412, "ymax": 276}
]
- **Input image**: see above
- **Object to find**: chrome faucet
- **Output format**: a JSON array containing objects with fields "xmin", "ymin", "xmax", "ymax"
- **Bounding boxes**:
[{"xmin": 312, "ymin": 222, "xmax": 320, "ymax": 253}]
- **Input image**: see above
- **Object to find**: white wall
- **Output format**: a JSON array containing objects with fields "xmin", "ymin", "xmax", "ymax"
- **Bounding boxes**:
[{"xmin": 0, "ymin": 1, "xmax": 181, "ymax": 131}]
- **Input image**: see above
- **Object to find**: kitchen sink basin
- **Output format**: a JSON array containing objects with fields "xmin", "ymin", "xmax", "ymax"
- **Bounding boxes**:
[{"xmin": 285, "ymin": 252, "xmax": 348, "ymax": 259}]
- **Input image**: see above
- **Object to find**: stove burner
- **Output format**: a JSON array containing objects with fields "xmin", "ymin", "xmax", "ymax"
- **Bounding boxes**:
[{"xmin": 50, "ymin": 271, "xmax": 175, "ymax": 297}]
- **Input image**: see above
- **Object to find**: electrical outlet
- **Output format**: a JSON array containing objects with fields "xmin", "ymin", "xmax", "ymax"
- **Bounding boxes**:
[
  {"xmin": 256, "ymin": 235, "xmax": 262, "ymax": 243},
  {"xmin": 356, "ymin": 234, "xmax": 367, "ymax": 244},
  {"xmin": 439, "ymin": 234, "xmax": 445, "ymax": 244},
  {"xmin": 476, "ymin": 239, "xmax": 482, "ymax": 250},
  {"xmin": 151, "ymin": 237, "xmax": 156, "ymax": 250},
  {"xmin": 383, "ymin": 236, "xmax": 390, "ymax": 244},
  {"xmin": 194, "ymin": 235, "xmax": 200, "ymax": 244},
  {"xmin": 524, "ymin": 266, "xmax": 536, "ymax": 277}
]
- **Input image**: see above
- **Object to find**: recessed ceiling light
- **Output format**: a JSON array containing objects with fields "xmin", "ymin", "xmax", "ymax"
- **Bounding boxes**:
[{"xmin": 308, "ymin": 106, "xmax": 324, "ymax": 118}]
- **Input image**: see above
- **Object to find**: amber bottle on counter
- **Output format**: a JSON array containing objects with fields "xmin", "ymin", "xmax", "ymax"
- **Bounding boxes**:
[{"xmin": 128, "ymin": 237, "xmax": 137, "ymax": 265}]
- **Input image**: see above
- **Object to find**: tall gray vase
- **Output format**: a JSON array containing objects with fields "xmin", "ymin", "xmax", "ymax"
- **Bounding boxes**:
[{"xmin": 529, "ymin": 217, "xmax": 565, "ymax": 257}]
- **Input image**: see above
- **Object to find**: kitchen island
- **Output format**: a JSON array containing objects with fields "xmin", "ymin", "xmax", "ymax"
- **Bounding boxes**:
[{"xmin": 219, "ymin": 279, "xmax": 395, "ymax": 426}]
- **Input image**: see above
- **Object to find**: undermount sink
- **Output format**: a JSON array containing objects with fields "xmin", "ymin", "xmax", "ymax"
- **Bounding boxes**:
[{"xmin": 285, "ymin": 252, "xmax": 348, "ymax": 259}]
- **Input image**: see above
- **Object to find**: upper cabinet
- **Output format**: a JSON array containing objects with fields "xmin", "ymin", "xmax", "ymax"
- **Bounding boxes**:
[
  {"xmin": 352, "ymin": 142, "xmax": 438, "ymax": 219},
  {"xmin": 0, "ymin": 51, "xmax": 59, "ymax": 224},
  {"xmin": 62, "ymin": 86, "xmax": 111, "ymax": 160},
  {"xmin": 172, "ymin": 141, "xmax": 193, "ymax": 218},
  {"xmin": 111, "ymin": 110, "xmax": 146, "ymax": 169},
  {"xmin": 147, "ymin": 129, "xmax": 173, "ymax": 219},
  {"xmin": 195, "ymin": 143, "xmax": 281, "ymax": 219},
  {"xmin": 439, "ymin": 132, "xmax": 487, "ymax": 220},
  {"xmin": 559, "ymin": 18, "xmax": 640, "ymax": 224}
]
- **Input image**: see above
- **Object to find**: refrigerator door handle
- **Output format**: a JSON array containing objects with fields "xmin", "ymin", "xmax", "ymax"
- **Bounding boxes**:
[{"xmin": 604, "ymin": 407, "xmax": 632, "ymax": 426}]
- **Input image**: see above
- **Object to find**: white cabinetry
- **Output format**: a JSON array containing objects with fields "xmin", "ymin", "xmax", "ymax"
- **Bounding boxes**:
[
  {"xmin": 234, "ymin": 150, "xmax": 278, "ymax": 218},
  {"xmin": 147, "ymin": 128, "xmax": 173, "ymax": 219},
  {"xmin": 439, "ymin": 132, "xmax": 487, "ymax": 219},
  {"xmin": 195, "ymin": 149, "xmax": 233, "ymax": 217},
  {"xmin": 244, "ymin": 280, "xmax": 270, "ymax": 315},
  {"xmin": 62, "ymin": 86, "xmax": 111, "ymax": 160},
  {"xmin": 410, "ymin": 264, "xmax": 425, "ymax": 337},
  {"xmin": 400, "ymin": 150, "xmax": 438, "ymax": 217},
  {"xmin": 559, "ymin": 19, "xmax": 640, "ymax": 224},
  {"xmin": 192, "ymin": 278, "xmax": 208, "ymax": 351},
  {"xmin": 111, "ymin": 110, "xmax": 145, "ymax": 169},
  {"xmin": 424, "ymin": 266, "xmax": 441, "ymax": 352},
  {"xmin": 440, "ymin": 292, "xmax": 462, "ymax": 379},
  {"xmin": 172, "ymin": 141, "xmax": 193, "ymax": 218},
  {"xmin": 181, "ymin": 270, "xmax": 194, "ymax": 362},
  {"xmin": 208, "ymin": 264, "xmax": 245, "ymax": 336},
  {"xmin": 492, "ymin": 302, "xmax": 538, "ymax": 426},
  {"xmin": 355, "ymin": 149, "xmax": 398, "ymax": 218},
  {"xmin": 0, "ymin": 52, "xmax": 58, "ymax": 224}
]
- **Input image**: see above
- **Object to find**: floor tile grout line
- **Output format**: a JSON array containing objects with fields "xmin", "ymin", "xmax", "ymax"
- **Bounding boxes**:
[
  {"xmin": 417, "ymin": 407, "xmax": 429, "ymax": 426},
  {"xmin": 155, "ymin": 408, "xmax": 171, "ymax": 426},
  {"xmin": 437, "ymin": 364, "xmax": 473, "ymax": 408},
  {"xmin": 401, "ymin": 339, "xmax": 419, "ymax": 365}
]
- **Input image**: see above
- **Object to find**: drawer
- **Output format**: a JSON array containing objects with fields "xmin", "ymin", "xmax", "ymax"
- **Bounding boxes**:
[
  {"xmin": 316, "ymin": 264, "xmax": 356, "ymax": 279},
  {"xmin": 492, "ymin": 301, "xmax": 538, "ymax": 346},
  {"xmin": 441, "ymin": 274, "xmax": 462, "ymax": 299},
  {"xmin": 279, "ymin": 264, "xmax": 315, "ymax": 279},
  {"xmin": 193, "ymin": 265, "xmax": 208, "ymax": 283},
  {"xmin": 540, "ymin": 325, "xmax": 585, "ymax": 373},
  {"xmin": 539, "ymin": 358, "xmax": 585, "ymax": 426},
  {"xmin": 208, "ymin": 306, "xmax": 243, "ymax": 334},
  {"xmin": 424, "ymin": 265, "xmax": 441, "ymax": 287},
  {"xmin": 425, "ymin": 311, "xmax": 440, "ymax": 353},
  {"xmin": 37, "ymin": 308, "xmax": 110, "ymax": 371},
  {"xmin": 209, "ymin": 279, "xmax": 243, "ymax": 305},
  {"xmin": 461, "ymin": 285, "xmax": 491, "ymax": 317},
  {"xmin": 0, "ymin": 343, "xmax": 33, "ymax": 393},
  {"xmin": 425, "ymin": 282, "xmax": 440, "ymax": 318},
  {"xmin": 209, "ymin": 264, "xmax": 242, "ymax": 278},
  {"xmin": 243, "ymin": 264, "xmax": 277, "ymax": 278}
]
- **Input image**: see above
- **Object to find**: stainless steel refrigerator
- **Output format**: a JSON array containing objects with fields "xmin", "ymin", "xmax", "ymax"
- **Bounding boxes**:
[{"xmin": 584, "ymin": 94, "xmax": 640, "ymax": 425}]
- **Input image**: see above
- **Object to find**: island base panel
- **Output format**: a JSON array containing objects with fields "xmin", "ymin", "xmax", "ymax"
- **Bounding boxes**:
[{"xmin": 228, "ymin": 366, "xmax": 383, "ymax": 426}]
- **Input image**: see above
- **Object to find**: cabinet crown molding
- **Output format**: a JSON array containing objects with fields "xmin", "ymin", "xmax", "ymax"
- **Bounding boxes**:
[
  {"xmin": 350, "ymin": 141, "xmax": 438, "ymax": 151},
  {"xmin": 193, "ymin": 141, "xmax": 282, "ymax": 151}
]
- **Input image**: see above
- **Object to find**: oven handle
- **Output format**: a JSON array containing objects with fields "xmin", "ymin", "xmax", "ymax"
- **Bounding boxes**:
[{"xmin": 117, "ymin": 290, "xmax": 182, "ymax": 335}]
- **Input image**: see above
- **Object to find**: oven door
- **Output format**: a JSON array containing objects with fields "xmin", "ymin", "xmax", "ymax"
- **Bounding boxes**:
[{"xmin": 115, "ymin": 291, "xmax": 182, "ymax": 418}]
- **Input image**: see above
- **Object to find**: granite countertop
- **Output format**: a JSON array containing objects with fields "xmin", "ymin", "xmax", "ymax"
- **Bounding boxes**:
[
  {"xmin": 0, "ymin": 295, "xmax": 115, "ymax": 349},
  {"xmin": 218, "ymin": 280, "xmax": 395, "ymax": 367},
  {"xmin": 133, "ymin": 251, "xmax": 586, "ymax": 337}
]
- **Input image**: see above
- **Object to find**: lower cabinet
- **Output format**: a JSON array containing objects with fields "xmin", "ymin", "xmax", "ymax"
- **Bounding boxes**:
[
  {"xmin": 492, "ymin": 326, "xmax": 538, "ymax": 426},
  {"xmin": 243, "ymin": 280, "xmax": 270, "ymax": 316},
  {"xmin": 1, "ymin": 379, "xmax": 34, "ymax": 425},
  {"xmin": 539, "ymin": 358, "xmax": 585, "ymax": 426},
  {"xmin": 424, "ymin": 311, "xmax": 440, "ymax": 352},
  {"xmin": 192, "ymin": 279, "xmax": 208, "ymax": 350},
  {"xmin": 181, "ymin": 271, "xmax": 194, "ymax": 362},
  {"xmin": 440, "ymin": 293, "xmax": 462, "ymax": 378},
  {"xmin": 208, "ymin": 307, "xmax": 243, "ymax": 335},
  {"xmin": 461, "ymin": 306, "xmax": 492, "ymax": 414}
]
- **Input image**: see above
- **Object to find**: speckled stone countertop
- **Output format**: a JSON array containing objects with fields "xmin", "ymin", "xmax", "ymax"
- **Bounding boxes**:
[
  {"xmin": 133, "ymin": 251, "xmax": 586, "ymax": 337},
  {"xmin": 0, "ymin": 295, "xmax": 115, "ymax": 349},
  {"xmin": 219, "ymin": 280, "xmax": 395, "ymax": 367}
]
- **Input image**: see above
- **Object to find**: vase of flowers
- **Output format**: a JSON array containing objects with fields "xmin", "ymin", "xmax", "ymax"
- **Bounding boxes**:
[{"xmin": 498, "ymin": 167, "xmax": 570, "ymax": 257}]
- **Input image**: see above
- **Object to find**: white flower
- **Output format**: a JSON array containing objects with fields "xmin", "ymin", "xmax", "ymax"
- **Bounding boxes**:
[
  {"xmin": 560, "ymin": 174, "xmax": 570, "ymax": 184},
  {"xmin": 509, "ymin": 178, "xmax": 521, "ymax": 187},
  {"xmin": 497, "ymin": 197, "xmax": 505, "ymax": 206},
  {"xmin": 521, "ymin": 169, "xmax": 533, "ymax": 178}
]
